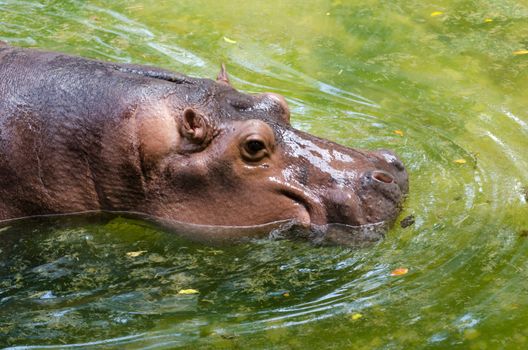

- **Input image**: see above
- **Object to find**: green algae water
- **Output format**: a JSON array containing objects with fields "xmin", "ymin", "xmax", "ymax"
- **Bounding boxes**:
[{"xmin": 1, "ymin": 0, "xmax": 528, "ymax": 348}]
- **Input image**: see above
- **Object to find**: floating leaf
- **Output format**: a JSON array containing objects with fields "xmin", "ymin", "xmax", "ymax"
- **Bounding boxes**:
[
  {"xmin": 430, "ymin": 11, "xmax": 444, "ymax": 17},
  {"xmin": 148, "ymin": 253, "xmax": 166, "ymax": 263},
  {"xmin": 513, "ymin": 50, "xmax": 528, "ymax": 56},
  {"xmin": 394, "ymin": 130, "xmax": 404, "ymax": 137},
  {"xmin": 351, "ymin": 313, "xmax": 363, "ymax": 320},
  {"xmin": 178, "ymin": 289, "xmax": 199, "ymax": 295},
  {"xmin": 126, "ymin": 250, "xmax": 147, "ymax": 258},
  {"xmin": 454, "ymin": 159, "xmax": 467, "ymax": 164},
  {"xmin": 484, "ymin": 18, "xmax": 493, "ymax": 23},
  {"xmin": 390, "ymin": 268, "xmax": 409, "ymax": 276},
  {"xmin": 283, "ymin": 292, "xmax": 290, "ymax": 297},
  {"xmin": 223, "ymin": 36, "xmax": 237, "ymax": 44}
]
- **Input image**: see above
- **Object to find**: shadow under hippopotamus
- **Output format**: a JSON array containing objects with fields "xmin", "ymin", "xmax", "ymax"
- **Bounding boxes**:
[{"xmin": 0, "ymin": 45, "xmax": 408, "ymax": 246}]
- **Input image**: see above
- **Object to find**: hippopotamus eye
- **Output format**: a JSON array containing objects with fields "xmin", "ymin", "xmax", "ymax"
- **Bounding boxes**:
[
  {"xmin": 238, "ymin": 120, "xmax": 275, "ymax": 163},
  {"xmin": 241, "ymin": 137, "xmax": 268, "ymax": 162},
  {"xmin": 246, "ymin": 140, "xmax": 265, "ymax": 153}
]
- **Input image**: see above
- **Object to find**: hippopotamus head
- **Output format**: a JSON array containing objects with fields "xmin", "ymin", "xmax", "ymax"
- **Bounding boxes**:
[{"xmin": 136, "ymin": 66, "xmax": 408, "ymax": 241}]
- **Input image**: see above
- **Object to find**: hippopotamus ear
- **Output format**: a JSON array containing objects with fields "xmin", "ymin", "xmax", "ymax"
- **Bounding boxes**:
[
  {"xmin": 216, "ymin": 63, "xmax": 230, "ymax": 85},
  {"xmin": 178, "ymin": 107, "xmax": 213, "ymax": 152}
]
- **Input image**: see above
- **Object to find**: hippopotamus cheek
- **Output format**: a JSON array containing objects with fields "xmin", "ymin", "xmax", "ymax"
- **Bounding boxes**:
[{"xmin": 137, "ymin": 106, "xmax": 180, "ymax": 163}]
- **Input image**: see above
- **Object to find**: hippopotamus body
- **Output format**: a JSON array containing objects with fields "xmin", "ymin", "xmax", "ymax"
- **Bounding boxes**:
[{"xmin": 0, "ymin": 43, "xmax": 408, "ymax": 244}]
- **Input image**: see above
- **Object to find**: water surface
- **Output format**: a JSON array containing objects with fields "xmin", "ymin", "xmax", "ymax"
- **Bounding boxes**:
[{"xmin": 1, "ymin": 0, "xmax": 528, "ymax": 348}]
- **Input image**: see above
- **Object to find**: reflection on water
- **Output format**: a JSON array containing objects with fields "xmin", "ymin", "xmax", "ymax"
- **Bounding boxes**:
[{"xmin": 1, "ymin": 0, "xmax": 528, "ymax": 348}]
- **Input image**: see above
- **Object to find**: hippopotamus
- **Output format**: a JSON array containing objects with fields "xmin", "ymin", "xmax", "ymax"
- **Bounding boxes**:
[{"xmin": 0, "ymin": 43, "xmax": 408, "ymax": 244}]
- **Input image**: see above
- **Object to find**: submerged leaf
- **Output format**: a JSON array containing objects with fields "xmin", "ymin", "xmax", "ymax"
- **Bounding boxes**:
[
  {"xmin": 178, "ymin": 289, "xmax": 199, "ymax": 295},
  {"xmin": 350, "ymin": 313, "xmax": 363, "ymax": 320},
  {"xmin": 390, "ymin": 268, "xmax": 409, "ymax": 276},
  {"xmin": 126, "ymin": 251, "xmax": 147, "ymax": 258},
  {"xmin": 223, "ymin": 36, "xmax": 237, "ymax": 44}
]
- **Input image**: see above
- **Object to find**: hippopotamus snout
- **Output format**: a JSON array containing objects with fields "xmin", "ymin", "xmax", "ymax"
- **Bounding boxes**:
[
  {"xmin": 361, "ymin": 149, "xmax": 408, "ymax": 198},
  {"xmin": 319, "ymin": 148, "xmax": 408, "ymax": 227},
  {"xmin": 353, "ymin": 149, "xmax": 408, "ymax": 225},
  {"xmin": 371, "ymin": 149, "xmax": 409, "ymax": 193},
  {"xmin": 279, "ymin": 128, "xmax": 408, "ymax": 228}
]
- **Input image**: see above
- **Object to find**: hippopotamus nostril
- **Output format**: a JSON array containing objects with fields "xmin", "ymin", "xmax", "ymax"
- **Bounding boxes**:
[
  {"xmin": 372, "ymin": 170, "xmax": 394, "ymax": 184},
  {"xmin": 360, "ymin": 170, "xmax": 403, "ymax": 204}
]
